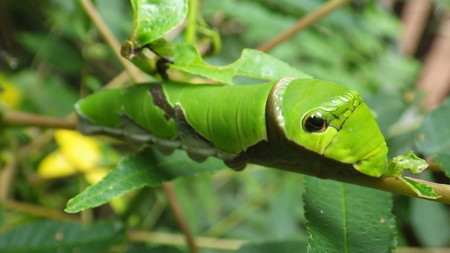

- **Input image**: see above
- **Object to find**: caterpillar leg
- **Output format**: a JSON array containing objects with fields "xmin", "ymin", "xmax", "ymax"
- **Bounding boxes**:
[
  {"xmin": 224, "ymin": 158, "xmax": 247, "ymax": 171},
  {"xmin": 152, "ymin": 138, "xmax": 181, "ymax": 155}
]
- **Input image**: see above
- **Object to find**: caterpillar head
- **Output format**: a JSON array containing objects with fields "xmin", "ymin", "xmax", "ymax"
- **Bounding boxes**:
[{"xmin": 269, "ymin": 78, "xmax": 388, "ymax": 177}]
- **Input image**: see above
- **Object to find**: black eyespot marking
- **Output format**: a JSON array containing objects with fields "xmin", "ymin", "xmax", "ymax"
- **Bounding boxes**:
[{"xmin": 303, "ymin": 113, "xmax": 327, "ymax": 133}]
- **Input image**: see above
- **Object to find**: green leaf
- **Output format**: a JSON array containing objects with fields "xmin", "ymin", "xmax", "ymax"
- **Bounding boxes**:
[
  {"xmin": 15, "ymin": 32, "xmax": 83, "ymax": 75},
  {"xmin": 410, "ymin": 198, "xmax": 450, "ymax": 247},
  {"xmin": 435, "ymin": 150, "xmax": 450, "ymax": 178},
  {"xmin": 415, "ymin": 98, "xmax": 450, "ymax": 156},
  {"xmin": 65, "ymin": 148, "xmax": 225, "ymax": 213},
  {"xmin": 96, "ymin": 0, "xmax": 132, "ymax": 42},
  {"xmin": 234, "ymin": 241, "xmax": 307, "ymax": 253},
  {"xmin": 364, "ymin": 91, "xmax": 407, "ymax": 136},
  {"xmin": 128, "ymin": 0, "xmax": 188, "ymax": 47},
  {"xmin": 398, "ymin": 177, "xmax": 441, "ymax": 199},
  {"xmin": 170, "ymin": 43, "xmax": 312, "ymax": 84},
  {"xmin": 11, "ymin": 71, "xmax": 78, "ymax": 118},
  {"xmin": 304, "ymin": 177, "xmax": 396, "ymax": 253},
  {"xmin": 0, "ymin": 220, "xmax": 124, "ymax": 253},
  {"xmin": 267, "ymin": 175, "xmax": 305, "ymax": 240},
  {"xmin": 384, "ymin": 151, "xmax": 429, "ymax": 177},
  {"xmin": 415, "ymin": 98, "xmax": 450, "ymax": 178},
  {"xmin": 148, "ymin": 37, "xmax": 175, "ymax": 58}
]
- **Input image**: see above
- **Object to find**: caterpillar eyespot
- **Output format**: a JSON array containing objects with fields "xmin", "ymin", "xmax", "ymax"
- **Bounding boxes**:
[{"xmin": 302, "ymin": 112, "xmax": 327, "ymax": 133}]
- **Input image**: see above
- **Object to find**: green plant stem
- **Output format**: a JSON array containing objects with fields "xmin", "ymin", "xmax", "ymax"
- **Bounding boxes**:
[
  {"xmin": 128, "ymin": 231, "xmax": 450, "ymax": 252},
  {"xmin": 162, "ymin": 182, "xmax": 200, "ymax": 253},
  {"xmin": 1, "ymin": 199, "xmax": 80, "ymax": 222},
  {"xmin": 202, "ymin": 180, "xmax": 276, "ymax": 237},
  {"xmin": 256, "ymin": 0, "xmax": 351, "ymax": 52},
  {"xmin": 78, "ymin": 0, "xmax": 146, "ymax": 83},
  {"xmin": 21, "ymin": 130, "xmax": 55, "ymax": 159},
  {"xmin": 141, "ymin": 190, "xmax": 167, "ymax": 230},
  {"xmin": 128, "ymin": 230, "xmax": 246, "ymax": 250},
  {"xmin": 0, "ymin": 150, "xmax": 17, "ymax": 202},
  {"xmin": 1, "ymin": 110, "xmax": 76, "ymax": 129},
  {"xmin": 202, "ymin": 198, "xmax": 264, "ymax": 237},
  {"xmin": 0, "ymin": 162, "xmax": 15, "ymax": 201},
  {"xmin": 185, "ymin": 0, "xmax": 199, "ymax": 43}
]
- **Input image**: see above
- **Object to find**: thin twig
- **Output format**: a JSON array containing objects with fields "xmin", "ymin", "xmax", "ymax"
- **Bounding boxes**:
[
  {"xmin": 21, "ymin": 130, "xmax": 55, "ymax": 156},
  {"xmin": 416, "ymin": 17, "xmax": 450, "ymax": 111},
  {"xmin": 141, "ymin": 190, "xmax": 167, "ymax": 230},
  {"xmin": 202, "ymin": 182, "xmax": 276, "ymax": 237},
  {"xmin": 1, "ymin": 199, "xmax": 80, "ymax": 222},
  {"xmin": 0, "ymin": 151, "xmax": 17, "ymax": 202},
  {"xmin": 256, "ymin": 0, "xmax": 351, "ymax": 52},
  {"xmin": 128, "ymin": 230, "xmax": 246, "ymax": 251},
  {"xmin": 162, "ymin": 183, "xmax": 200, "ymax": 253},
  {"xmin": 78, "ymin": 0, "xmax": 146, "ymax": 83},
  {"xmin": 2, "ymin": 110, "xmax": 77, "ymax": 129},
  {"xmin": 101, "ymin": 70, "xmax": 132, "ymax": 90}
]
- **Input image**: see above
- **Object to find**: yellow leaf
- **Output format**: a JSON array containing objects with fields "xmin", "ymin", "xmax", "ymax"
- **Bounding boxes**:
[
  {"xmin": 38, "ymin": 150, "xmax": 78, "ymax": 178},
  {"xmin": 54, "ymin": 129, "xmax": 102, "ymax": 172},
  {"xmin": 110, "ymin": 197, "xmax": 127, "ymax": 215},
  {"xmin": 0, "ymin": 76, "xmax": 22, "ymax": 109},
  {"xmin": 84, "ymin": 167, "xmax": 109, "ymax": 184}
]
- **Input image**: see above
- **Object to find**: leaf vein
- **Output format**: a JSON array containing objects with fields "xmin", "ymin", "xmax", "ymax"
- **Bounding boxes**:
[{"xmin": 341, "ymin": 183, "xmax": 349, "ymax": 253}]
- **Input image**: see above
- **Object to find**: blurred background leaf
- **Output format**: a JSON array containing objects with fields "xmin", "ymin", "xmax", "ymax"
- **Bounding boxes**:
[
  {"xmin": 0, "ymin": 220, "xmax": 125, "ymax": 253},
  {"xmin": 416, "ymin": 98, "xmax": 450, "ymax": 177}
]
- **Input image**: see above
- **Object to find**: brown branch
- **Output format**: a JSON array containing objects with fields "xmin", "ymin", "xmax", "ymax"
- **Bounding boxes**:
[
  {"xmin": 416, "ymin": 17, "xmax": 450, "ymax": 111},
  {"xmin": 256, "ymin": 0, "xmax": 351, "ymax": 52},
  {"xmin": 162, "ymin": 183, "xmax": 200, "ymax": 253},
  {"xmin": 78, "ymin": 0, "xmax": 146, "ymax": 83},
  {"xmin": 399, "ymin": 0, "xmax": 432, "ymax": 55},
  {"xmin": 379, "ymin": 0, "xmax": 395, "ymax": 9},
  {"xmin": 2, "ymin": 110, "xmax": 77, "ymax": 129}
]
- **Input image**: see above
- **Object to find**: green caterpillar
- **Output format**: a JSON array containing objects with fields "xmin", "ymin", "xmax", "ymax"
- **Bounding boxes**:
[{"xmin": 75, "ymin": 78, "xmax": 389, "ymax": 177}]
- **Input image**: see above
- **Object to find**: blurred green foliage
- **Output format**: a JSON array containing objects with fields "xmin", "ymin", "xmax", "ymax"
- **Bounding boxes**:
[{"xmin": 0, "ymin": 0, "xmax": 449, "ymax": 252}]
